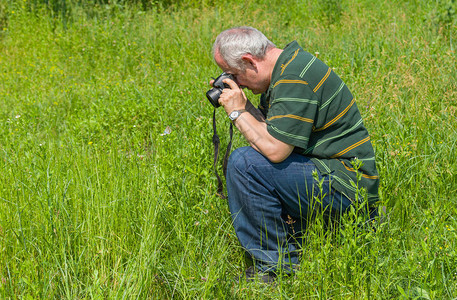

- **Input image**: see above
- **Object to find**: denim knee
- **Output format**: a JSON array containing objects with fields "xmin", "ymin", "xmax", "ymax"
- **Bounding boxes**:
[{"xmin": 227, "ymin": 146, "xmax": 255, "ymax": 176}]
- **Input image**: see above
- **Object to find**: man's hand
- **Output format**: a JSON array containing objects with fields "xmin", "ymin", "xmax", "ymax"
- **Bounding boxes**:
[{"xmin": 218, "ymin": 78, "xmax": 247, "ymax": 115}]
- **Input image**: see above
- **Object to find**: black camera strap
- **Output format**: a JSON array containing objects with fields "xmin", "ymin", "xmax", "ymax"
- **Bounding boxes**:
[{"xmin": 212, "ymin": 109, "xmax": 233, "ymax": 199}]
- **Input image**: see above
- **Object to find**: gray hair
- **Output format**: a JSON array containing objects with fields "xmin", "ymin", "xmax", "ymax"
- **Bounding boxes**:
[{"xmin": 213, "ymin": 26, "xmax": 275, "ymax": 71}]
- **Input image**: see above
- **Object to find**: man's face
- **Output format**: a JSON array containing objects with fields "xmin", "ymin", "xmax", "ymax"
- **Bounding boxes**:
[{"xmin": 214, "ymin": 52, "xmax": 269, "ymax": 95}]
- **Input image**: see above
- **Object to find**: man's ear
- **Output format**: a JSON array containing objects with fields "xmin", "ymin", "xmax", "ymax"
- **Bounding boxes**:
[{"xmin": 241, "ymin": 54, "xmax": 258, "ymax": 71}]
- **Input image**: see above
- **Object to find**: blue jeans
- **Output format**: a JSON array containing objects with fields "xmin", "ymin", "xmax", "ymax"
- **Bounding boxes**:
[{"xmin": 226, "ymin": 146, "xmax": 352, "ymax": 273}]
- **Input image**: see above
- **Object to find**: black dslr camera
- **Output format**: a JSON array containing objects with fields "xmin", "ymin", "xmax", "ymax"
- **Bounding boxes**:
[{"xmin": 206, "ymin": 72, "xmax": 234, "ymax": 108}]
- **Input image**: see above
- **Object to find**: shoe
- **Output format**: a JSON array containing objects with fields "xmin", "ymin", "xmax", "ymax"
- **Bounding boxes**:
[{"xmin": 236, "ymin": 266, "xmax": 277, "ymax": 284}]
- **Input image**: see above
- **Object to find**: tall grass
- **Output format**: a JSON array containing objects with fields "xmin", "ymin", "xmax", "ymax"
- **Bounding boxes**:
[{"xmin": 1, "ymin": 0, "xmax": 456, "ymax": 298}]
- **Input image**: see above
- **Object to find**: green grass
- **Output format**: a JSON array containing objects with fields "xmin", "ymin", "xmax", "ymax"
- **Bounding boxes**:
[{"xmin": 1, "ymin": 0, "xmax": 456, "ymax": 298}]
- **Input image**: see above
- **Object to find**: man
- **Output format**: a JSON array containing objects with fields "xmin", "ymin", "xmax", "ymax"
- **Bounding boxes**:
[{"xmin": 211, "ymin": 26, "xmax": 379, "ymax": 282}]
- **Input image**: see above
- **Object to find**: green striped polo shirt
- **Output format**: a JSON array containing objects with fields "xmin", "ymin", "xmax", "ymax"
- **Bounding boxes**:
[{"xmin": 259, "ymin": 41, "xmax": 379, "ymax": 204}]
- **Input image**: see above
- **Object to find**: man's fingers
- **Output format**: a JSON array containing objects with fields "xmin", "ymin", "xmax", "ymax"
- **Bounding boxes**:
[{"xmin": 222, "ymin": 78, "xmax": 239, "ymax": 90}]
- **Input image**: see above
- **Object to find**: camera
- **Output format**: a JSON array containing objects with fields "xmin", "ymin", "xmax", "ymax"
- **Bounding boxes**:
[{"xmin": 206, "ymin": 72, "xmax": 234, "ymax": 108}]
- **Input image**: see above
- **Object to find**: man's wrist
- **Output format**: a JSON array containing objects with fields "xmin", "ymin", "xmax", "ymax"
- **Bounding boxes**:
[{"xmin": 228, "ymin": 109, "xmax": 247, "ymax": 122}]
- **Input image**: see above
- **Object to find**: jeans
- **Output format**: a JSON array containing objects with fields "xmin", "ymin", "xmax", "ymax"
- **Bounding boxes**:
[{"xmin": 226, "ymin": 146, "xmax": 352, "ymax": 273}]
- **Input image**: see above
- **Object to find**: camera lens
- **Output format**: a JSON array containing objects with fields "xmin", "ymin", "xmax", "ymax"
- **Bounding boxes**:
[{"xmin": 206, "ymin": 88, "xmax": 222, "ymax": 108}]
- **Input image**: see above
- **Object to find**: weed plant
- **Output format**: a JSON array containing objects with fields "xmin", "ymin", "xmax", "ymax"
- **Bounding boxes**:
[{"xmin": 0, "ymin": 0, "xmax": 456, "ymax": 298}]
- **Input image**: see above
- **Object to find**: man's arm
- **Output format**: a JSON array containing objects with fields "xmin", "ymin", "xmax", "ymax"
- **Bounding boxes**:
[
  {"xmin": 218, "ymin": 79, "xmax": 294, "ymax": 163},
  {"xmin": 232, "ymin": 112, "xmax": 294, "ymax": 163}
]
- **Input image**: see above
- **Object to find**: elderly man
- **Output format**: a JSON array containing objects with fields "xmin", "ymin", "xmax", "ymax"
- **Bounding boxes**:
[{"xmin": 211, "ymin": 26, "xmax": 379, "ymax": 282}]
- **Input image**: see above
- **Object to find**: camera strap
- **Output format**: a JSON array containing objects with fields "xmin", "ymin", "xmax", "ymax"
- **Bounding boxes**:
[{"xmin": 212, "ymin": 109, "xmax": 233, "ymax": 199}]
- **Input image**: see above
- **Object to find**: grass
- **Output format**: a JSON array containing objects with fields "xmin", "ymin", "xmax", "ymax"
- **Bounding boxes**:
[{"xmin": 1, "ymin": 0, "xmax": 456, "ymax": 298}]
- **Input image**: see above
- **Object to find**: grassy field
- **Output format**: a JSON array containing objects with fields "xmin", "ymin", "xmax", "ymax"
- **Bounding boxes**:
[{"xmin": 1, "ymin": 0, "xmax": 456, "ymax": 298}]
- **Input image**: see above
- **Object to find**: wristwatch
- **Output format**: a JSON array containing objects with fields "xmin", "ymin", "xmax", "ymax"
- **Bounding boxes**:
[{"xmin": 228, "ymin": 109, "xmax": 247, "ymax": 121}]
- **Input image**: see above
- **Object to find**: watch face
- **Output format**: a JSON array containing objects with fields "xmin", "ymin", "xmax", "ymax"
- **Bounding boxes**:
[{"xmin": 230, "ymin": 111, "xmax": 239, "ymax": 120}]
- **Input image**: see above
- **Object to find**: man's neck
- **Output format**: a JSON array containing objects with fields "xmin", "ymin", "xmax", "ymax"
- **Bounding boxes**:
[{"xmin": 265, "ymin": 47, "xmax": 283, "ymax": 85}]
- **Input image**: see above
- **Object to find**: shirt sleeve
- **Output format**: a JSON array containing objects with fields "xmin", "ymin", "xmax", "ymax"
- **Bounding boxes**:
[{"xmin": 265, "ymin": 74, "xmax": 319, "ymax": 149}]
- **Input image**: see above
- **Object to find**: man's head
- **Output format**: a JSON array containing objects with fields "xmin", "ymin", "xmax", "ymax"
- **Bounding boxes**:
[
  {"xmin": 213, "ymin": 26, "xmax": 275, "ymax": 71},
  {"xmin": 212, "ymin": 26, "xmax": 280, "ymax": 94}
]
